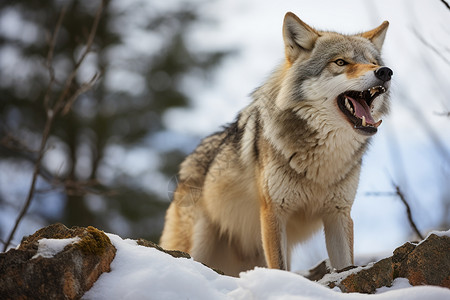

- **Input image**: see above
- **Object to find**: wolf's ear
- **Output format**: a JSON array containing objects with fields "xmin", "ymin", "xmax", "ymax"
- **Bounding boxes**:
[
  {"xmin": 360, "ymin": 21, "xmax": 389, "ymax": 51},
  {"xmin": 283, "ymin": 12, "xmax": 319, "ymax": 63}
]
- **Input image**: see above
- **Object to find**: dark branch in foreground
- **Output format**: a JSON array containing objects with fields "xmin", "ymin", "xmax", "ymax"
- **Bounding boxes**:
[
  {"xmin": 366, "ymin": 184, "xmax": 424, "ymax": 241},
  {"xmin": 393, "ymin": 184, "xmax": 424, "ymax": 240},
  {"xmin": 434, "ymin": 111, "xmax": 450, "ymax": 118}
]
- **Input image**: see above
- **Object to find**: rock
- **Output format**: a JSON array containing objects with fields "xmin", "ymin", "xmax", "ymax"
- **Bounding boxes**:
[
  {"xmin": 338, "ymin": 257, "xmax": 394, "ymax": 293},
  {"xmin": 1, "ymin": 224, "xmax": 447, "ymax": 298},
  {"xmin": 136, "ymin": 238, "xmax": 191, "ymax": 259},
  {"xmin": 305, "ymin": 260, "xmax": 331, "ymax": 281},
  {"xmin": 0, "ymin": 223, "xmax": 116, "ymax": 300},
  {"xmin": 319, "ymin": 233, "xmax": 450, "ymax": 293},
  {"xmin": 394, "ymin": 234, "xmax": 450, "ymax": 287},
  {"xmin": 136, "ymin": 238, "xmax": 225, "ymax": 275}
]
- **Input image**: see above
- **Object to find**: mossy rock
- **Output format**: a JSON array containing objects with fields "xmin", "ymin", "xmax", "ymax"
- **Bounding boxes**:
[
  {"xmin": 75, "ymin": 226, "xmax": 112, "ymax": 256},
  {"xmin": 18, "ymin": 223, "xmax": 112, "ymax": 256}
]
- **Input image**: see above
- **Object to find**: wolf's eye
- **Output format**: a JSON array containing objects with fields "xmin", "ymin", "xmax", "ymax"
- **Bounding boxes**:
[{"xmin": 334, "ymin": 59, "xmax": 348, "ymax": 66}]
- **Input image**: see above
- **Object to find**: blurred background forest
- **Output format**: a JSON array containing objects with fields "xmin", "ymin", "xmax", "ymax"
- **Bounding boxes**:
[
  {"xmin": 0, "ymin": 0, "xmax": 230, "ymax": 245},
  {"xmin": 0, "ymin": 0, "xmax": 449, "ymax": 267}
]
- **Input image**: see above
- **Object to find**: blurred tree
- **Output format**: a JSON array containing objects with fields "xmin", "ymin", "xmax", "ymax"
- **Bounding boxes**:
[{"xmin": 0, "ymin": 0, "xmax": 229, "ymax": 243}]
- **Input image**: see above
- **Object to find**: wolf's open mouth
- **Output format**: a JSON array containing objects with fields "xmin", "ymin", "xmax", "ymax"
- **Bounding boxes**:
[{"xmin": 337, "ymin": 86, "xmax": 386, "ymax": 135}]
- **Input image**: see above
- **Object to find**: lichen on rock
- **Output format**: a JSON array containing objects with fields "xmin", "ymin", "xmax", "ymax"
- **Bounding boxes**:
[{"xmin": 75, "ymin": 226, "xmax": 112, "ymax": 256}]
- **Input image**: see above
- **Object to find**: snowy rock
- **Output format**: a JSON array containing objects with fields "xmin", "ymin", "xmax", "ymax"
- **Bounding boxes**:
[
  {"xmin": 336, "ymin": 257, "xmax": 394, "ymax": 293},
  {"xmin": 31, "ymin": 236, "xmax": 81, "ymax": 259},
  {"xmin": 1, "ymin": 224, "xmax": 449, "ymax": 299},
  {"xmin": 323, "ymin": 233, "xmax": 450, "ymax": 293},
  {"xmin": 393, "ymin": 234, "xmax": 450, "ymax": 287},
  {"xmin": 0, "ymin": 223, "xmax": 116, "ymax": 300}
]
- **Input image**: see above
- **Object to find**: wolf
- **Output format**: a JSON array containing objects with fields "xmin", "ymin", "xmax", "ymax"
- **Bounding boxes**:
[{"xmin": 160, "ymin": 12, "xmax": 392, "ymax": 276}]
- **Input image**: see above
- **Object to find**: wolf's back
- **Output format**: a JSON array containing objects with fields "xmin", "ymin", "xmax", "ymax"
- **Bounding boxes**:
[{"xmin": 178, "ymin": 130, "xmax": 227, "ymax": 187}]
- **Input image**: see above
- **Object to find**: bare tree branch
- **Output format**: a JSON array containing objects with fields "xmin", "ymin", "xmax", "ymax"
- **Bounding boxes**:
[
  {"xmin": 434, "ymin": 111, "xmax": 450, "ymax": 117},
  {"xmin": 2, "ymin": 114, "xmax": 54, "ymax": 252},
  {"xmin": 2, "ymin": 0, "xmax": 106, "ymax": 252},
  {"xmin": 441, "ymin": 0, "xmax": 450, "ymax": 10},
  {"xmin": 393, "ymin": 183, "xmax": 424, "ymax": 240},
  {"xmin": 0, "ymin": 239, "xmax": 13, "ymax": 248},
  {"xmin": 62, "ymin": 72, "xmax": 100, "ymax": 115},
  {"xmin": 1, "ymin": 130, "xmax": 113, "ymax": 198},
  {"xmin": 44, "ymin": 6, "xmax": 67, "ymax": 111},
  {"xmin": 366, "ymin": 183, "xmax": 424, "ymax": 240}
]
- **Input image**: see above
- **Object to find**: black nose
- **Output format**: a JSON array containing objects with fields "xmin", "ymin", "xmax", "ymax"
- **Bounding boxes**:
[{"xmin": 374, "ymin": 67, "xmax": 393, "ymax": 82}]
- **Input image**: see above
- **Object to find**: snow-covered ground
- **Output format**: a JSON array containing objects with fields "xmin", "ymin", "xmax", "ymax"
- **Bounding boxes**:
[{"xmin": 81, "ymin": 232, "xmax": 450, "ymax": 300}]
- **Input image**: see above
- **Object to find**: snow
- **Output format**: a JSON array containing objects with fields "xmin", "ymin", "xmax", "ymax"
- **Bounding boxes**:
[
  {"xmin": 318, "ymin": 263, "xmax": 373, "ymax": 287},
  {"xmin": 83, "ymin": 234, "xmax": 236, "ymax": 300},
  {"xmin": 417, "ymin": 229, "xmax": 450, "ymax": 246},
  {"xmin": 82, "ymin": 232, "xmax": 450, "ymax": 300},
  {"xmin": 425, "ymin": 229, "xmax": 450, "ymax": 239},
  {"xmin": 376, "ymin": 278, "xmax": 412, "ymax": 294},
  {"xmin": 32, "ymin": 237, "xmax": 81, "ymax": 259}
]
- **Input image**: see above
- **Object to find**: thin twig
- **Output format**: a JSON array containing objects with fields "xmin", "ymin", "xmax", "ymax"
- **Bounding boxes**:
[
  {"xmin": 44, "ymin": 6, "xmax": 67, "ymax": 111},
  {"xmin": 0, "ymin": 239, "xmax": 15, "ymax": 248},
  {"xmin": 434, "ymin": 111, "xmax": 450, "ymax": 117},
  {"xmin": 365, "ymin": 191, "xmax": 396, "ymax": 197},
  {"xmin": 2, "ymin": 113, "xmax": 54, "ymax": 252},
  {"xmin": 393, "ymin": 183, "xmax": 424, "ymax": 240},
  {"xmin": 55, "ymin": 0, "xmax": 104, "ymax": 113},
  {"xmin": 0, "ymin": 132, "xmax": 36, "ymax": 155},
  {"xmin": 412, "ymin": 27, "xmax": 450, "ymax": 67},
  {"xmin": 1, "ymin": 132, "xmax": 110, "ymax": 197},
  {"xmin": 62, "ymin": 72, "xmax": 100, "ymax": 115}
]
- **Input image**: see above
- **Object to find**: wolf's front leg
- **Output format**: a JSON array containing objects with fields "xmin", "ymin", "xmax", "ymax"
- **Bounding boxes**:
[
  {"xmin": 260, "ymin": 203, "xmax": 288, "ymax": 270},
  {"xmin": 323, "ymin": 211, "xmax": 354, "ymax": 270}
]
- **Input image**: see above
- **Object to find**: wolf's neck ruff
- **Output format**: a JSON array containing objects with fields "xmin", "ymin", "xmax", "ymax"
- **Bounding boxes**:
[{"xmin": 160, "ymin": 12, "xmax": 392, "ymax": 277}]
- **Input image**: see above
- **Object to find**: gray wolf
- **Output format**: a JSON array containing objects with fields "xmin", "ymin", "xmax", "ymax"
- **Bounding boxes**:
[{"xmin": 160, "ymin": 12, "xmax": 392, "ymax": 276}]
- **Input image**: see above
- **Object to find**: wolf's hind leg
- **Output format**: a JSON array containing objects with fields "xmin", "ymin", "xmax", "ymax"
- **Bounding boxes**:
[
  {"xmin": 189, "ymin": 215, "xmax": 217, "ymax": 264},
  {"xmin": 190, "ymin": 214, "xmax": 265, "ymax": 276}
]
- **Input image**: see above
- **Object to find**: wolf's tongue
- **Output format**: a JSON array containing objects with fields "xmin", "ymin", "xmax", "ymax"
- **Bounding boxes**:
[{"xmin": 346, "ymin": 96, "xmax": 376, "ymax": 124}]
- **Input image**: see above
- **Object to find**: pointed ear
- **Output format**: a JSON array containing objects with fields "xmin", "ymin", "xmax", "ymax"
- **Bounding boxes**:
[
  {"xmin": 282, "ymin": 12, "xmax": 319, "ymax": 63},
  {"xmin": 360, "ymin": 21, "xmax": 389, "ymax": 51}
]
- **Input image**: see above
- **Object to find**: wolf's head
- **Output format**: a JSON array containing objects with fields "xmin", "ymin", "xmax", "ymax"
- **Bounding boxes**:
[{"xmin": 274, "ymin": 12, "xmax": 392, "ymax": 136}]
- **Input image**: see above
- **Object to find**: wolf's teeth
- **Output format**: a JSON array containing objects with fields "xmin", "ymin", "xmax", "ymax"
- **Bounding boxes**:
[
  {"xmin": 362, "ymin": 116, "xmax": 366, "ymax": 127},
  {"xmin": 345, "ymin": 97, "xmax": 353, "ymax": 113},
  {"xmin": 367, "ymin": 86, "xmax": 386, "ymax": 98}
]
